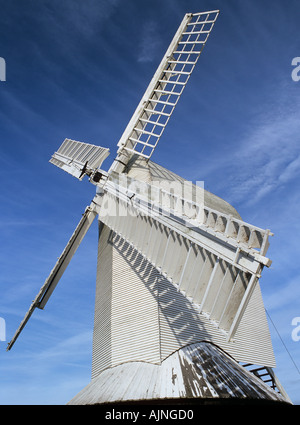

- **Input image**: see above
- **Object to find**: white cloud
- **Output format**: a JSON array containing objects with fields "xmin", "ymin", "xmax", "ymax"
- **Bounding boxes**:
[
  {"xmin": 264, "ymin": 274, "xmax": 300, "ymax": 311},
  {"xmin": 137, "ymin": 21, "xmax": 161, "ymax": 63},
  {"xmin": 41, "ymin": 0, "xmax": 121, "ymax": 41},
  {"xmin": 278, "ymin": 154, "xmax": 300, "ymax": 183},
  {"xmin": 204, "ymin": 87, "xmax": 300, "ymax": 208},
  {"xmin": 35, "ymin": 330, "xmax": 93, "ymax": 360}
]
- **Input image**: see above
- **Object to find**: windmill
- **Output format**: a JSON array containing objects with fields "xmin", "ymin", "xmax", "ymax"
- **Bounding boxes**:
[{"xmin": 7, "ymin": 10, "xmax": 291, "ymax": 405}]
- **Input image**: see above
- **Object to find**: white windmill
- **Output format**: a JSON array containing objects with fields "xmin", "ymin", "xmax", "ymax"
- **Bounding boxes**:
[{"xmin": 8, "ymin": 10, "xmax": 291, "ymax": 405}]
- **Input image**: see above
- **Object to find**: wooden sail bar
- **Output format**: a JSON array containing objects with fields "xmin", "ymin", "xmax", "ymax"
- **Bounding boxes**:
[
  {"xmin": 6, "ymin": 203, "xmax": 97, "ymax": 351},
  {"xmin": 111, "ymin": 10, "xmax": 219, "ymax": 170}
]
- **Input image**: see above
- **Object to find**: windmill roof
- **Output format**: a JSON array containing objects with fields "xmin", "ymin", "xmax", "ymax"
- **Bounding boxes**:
[
  {"xmin": 68, "ymin": 341, "xmax": 287, "ymax": 405},
  {"xmin": 126, "ymin": 155, "xmax": 241, "ymax": 220}
]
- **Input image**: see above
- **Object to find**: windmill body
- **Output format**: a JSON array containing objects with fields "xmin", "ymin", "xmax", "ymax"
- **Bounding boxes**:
[{"xmin": 8, "ymin": 11, "xmax": 291, "ymax": 404}]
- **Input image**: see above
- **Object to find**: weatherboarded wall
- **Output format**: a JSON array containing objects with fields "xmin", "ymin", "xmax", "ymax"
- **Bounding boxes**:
[
  {"xmin": 92, "ymin": 223, "xmax": 275, "ymax": 379},
  {"xmin": 92, "ymin": 224, "xmax": 161, "ymax": 378}
]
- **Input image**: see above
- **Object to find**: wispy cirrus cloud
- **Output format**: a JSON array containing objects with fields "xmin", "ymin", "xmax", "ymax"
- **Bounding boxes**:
[
  {"xmin": 278, "ymin": 154, "xmax": 300, "ymax": 184},
  {"xmin": 137, "ymin": 20, "xmax": 162, "ymax": 63},
  {"xmin": 204, "ymin": 86, "xmax": 300, "ymax": 207},
  {"xmin": 264, "ymin": 274, "xmax": 300, "ymax": 312}
]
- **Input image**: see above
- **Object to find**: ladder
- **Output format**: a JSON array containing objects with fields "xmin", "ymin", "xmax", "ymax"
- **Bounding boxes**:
[{"xmin": 242, "ymin": 364, "xmax": 292, "ymax": 403}]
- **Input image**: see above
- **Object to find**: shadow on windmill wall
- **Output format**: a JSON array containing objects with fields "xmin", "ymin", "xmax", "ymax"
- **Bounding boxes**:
[{"xmin": 111, "ymin": 230, "xmax": 212, "ymax": 360}]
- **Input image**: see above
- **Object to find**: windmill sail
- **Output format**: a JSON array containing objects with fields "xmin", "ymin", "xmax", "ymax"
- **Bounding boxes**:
[
  {"xmin": 111, "ymin": 10, "xmax": 219, "ymax": 171},
  {"xmin": 7, "ymin": 203, "xmax": 97, "ymax": 351},
  {"xmin": 7, "ymin": 9, "xmax": 291, "ymax": 404},
  {"xmin": 50, "ymin": 138, "xmax": 110, "ymax": 180}
]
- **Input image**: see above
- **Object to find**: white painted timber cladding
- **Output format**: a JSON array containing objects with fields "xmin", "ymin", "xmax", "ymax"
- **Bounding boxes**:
[
  {"xmin": 92, "ymin": 224, "xmax": 161, "ymax": 378},
  {"xmin": 91, "ymin": 222, "xmax": 275, "ymax": 380},
  {"xmin": 95, "ymin": 190, "xmax": 269, "ymax": 338},
  {"xmin": 92, "ymin": 224, "xmax": 113, "ymax": 374}
]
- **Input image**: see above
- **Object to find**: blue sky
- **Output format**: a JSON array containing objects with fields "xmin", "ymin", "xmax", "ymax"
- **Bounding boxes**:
[{"xmin": 0, "ymin": 0, "xmax": 299, "ymax": 405}]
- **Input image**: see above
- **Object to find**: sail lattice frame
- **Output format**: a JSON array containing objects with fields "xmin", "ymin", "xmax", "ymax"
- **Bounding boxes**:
[{"xmin": 117, "ymin": 10, "xmax": 219, "ymax": 159}]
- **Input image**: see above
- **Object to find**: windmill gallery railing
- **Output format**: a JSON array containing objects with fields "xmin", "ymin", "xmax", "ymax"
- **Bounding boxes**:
[{"xmin": 100, "ymin": 171, "xmax": 272, "ymax": 259}]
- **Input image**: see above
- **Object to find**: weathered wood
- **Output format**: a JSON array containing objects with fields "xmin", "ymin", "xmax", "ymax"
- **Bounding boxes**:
[{"xmin": 69, "ymin": 342, "xmax": 287, "ymax": 405}]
